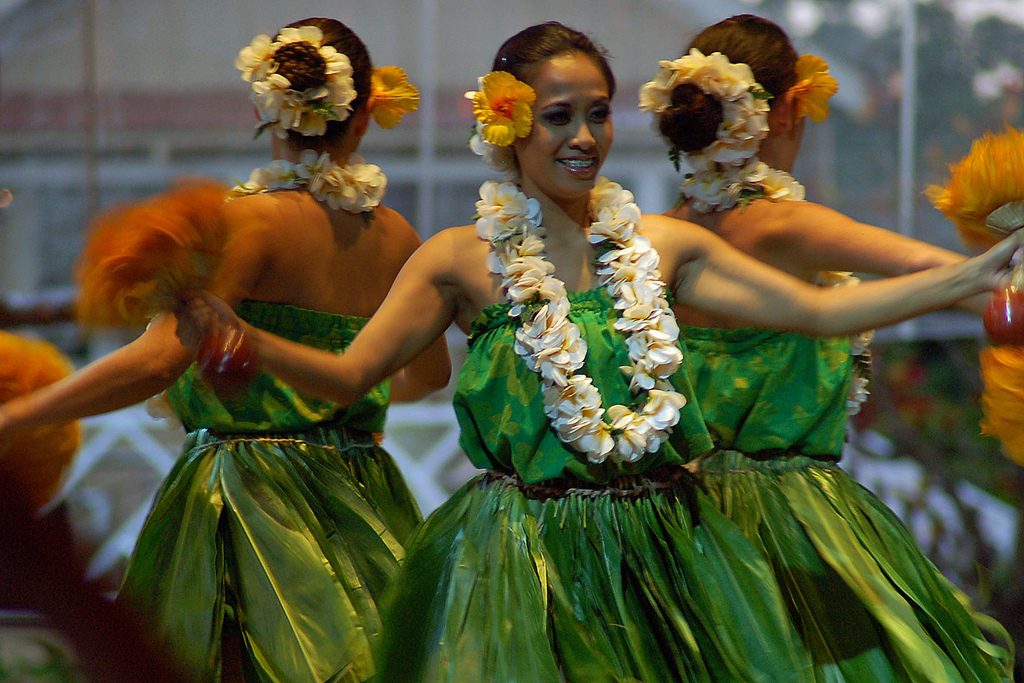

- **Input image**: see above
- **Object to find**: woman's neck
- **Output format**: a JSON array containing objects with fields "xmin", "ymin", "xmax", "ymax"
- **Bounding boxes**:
[
  {"xmin": 755, "ymin": 141, "xmax": 795, "ymax": 173},
  {"xmin": 520, "ymin": 179, "xmax": 596, "ymax": 291},
  {"xmin": 520, "ymin": 178, "xmax": 592, "ymax": 234},
  {"xmin": 271, "ymin": 136, "xmax": 353, "ymax": 165}
]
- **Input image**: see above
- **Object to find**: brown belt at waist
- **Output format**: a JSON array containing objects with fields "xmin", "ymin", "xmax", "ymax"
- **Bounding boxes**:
[{"xmin": 483, "ymin": 464, "xmax": 700, "ymax": 501}]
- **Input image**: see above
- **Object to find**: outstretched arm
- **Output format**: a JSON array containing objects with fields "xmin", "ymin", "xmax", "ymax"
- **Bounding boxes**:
[
  {"xmin": 652, "ymin": 214, "xmax": 1019, "ymax": 336},
  {"xmin": 182, "ymin": 231, "xmax": 461, "ymax": 406},
  {"xmin": 0, "ymin": 314, "xmax": 192, "ymax": 435},
  {"xmin": 746, "ymin": 201, "xmax": 988, "ymax": 314},
  {"xmin": 376, "ymin": 216, "xmax": 453, "ymax": 403}
]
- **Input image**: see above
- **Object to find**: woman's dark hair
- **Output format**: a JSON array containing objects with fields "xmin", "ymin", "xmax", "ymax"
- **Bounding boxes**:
[
  {"xmin": 277, "ymin": 17, "xmax": 373, "ymax": 144},
  {"xmin": 492, "ymin": 22, "xmax": 616, "ymax": 100},
  {"xmin": 658, "ymin": 14, "xmax": 798, "ymax": 154}
]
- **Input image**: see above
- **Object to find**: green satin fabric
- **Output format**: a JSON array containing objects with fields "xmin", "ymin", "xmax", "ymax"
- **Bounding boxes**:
[
  {"xmin": 684, "ymin": 326, "xmax": 851, "ymax": 457},
  {"xmin": 377, "ymin": 473, "xmax": 811, "ymax": 683},
  {"xmin": 167, "ymin": 300, "xmax": 390, "ymax": 434},
  {"xmin": 454, "ymin": 288, "xmax": 714, "ymax": 485},
  {"xmin": 378, "ymin": 292, "xmax": 812, "ymax": 682},
  {"xmin": 685, "ymin": 328, "xmax": 1014, "ymax": 682},
  {"xmin": 117, "ymin": 302, "xmax": 420, "ymax": 683}
]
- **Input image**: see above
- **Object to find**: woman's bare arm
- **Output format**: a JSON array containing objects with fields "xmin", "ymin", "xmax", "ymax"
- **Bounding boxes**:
[
  {"xmin": 0, "ymin": 314, "xmax": 192, "ymax": 434},
  {"xmin": 737, "ymin": 201, "xmax": 989, "ymax": 314},
  {"xmin": 651, "ymin": 214, "xmax": 1018, "ymax": 336},
  {"xmin": 183, "ymin": 230, "xmax": 462, "ymax": 406},
  {"xmin": 376, "ymin": 214, "xmax": 453, "ymax": 402}
]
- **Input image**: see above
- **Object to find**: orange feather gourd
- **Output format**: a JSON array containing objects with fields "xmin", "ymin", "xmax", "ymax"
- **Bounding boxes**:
[
  {"xmin": 926, "ymin": 126, "xmax": 1024, "ymax": 249},
  {"xmin": 0, "ymin": 332, "xmax": 81, "ymax": 509},
  {"xmin": 928, "ymin": 128, "xmax": 1024, "ymax": 463},
  {"xmin": 75, "ymin": 179, "xmax": 230, "ymax": 328},
  {"xmin": 979, "ymin": 345, "xmax": 1024, "ymax": 465}
]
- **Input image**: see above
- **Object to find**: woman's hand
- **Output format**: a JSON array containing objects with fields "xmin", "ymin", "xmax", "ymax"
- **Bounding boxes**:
[
  {"xmin": 969, "ymin": 233, "xmax": 1024, "ymax": 291},
  {"xmin": 174, "ymin": 291, "xmax": 243, "ymax": 353}
]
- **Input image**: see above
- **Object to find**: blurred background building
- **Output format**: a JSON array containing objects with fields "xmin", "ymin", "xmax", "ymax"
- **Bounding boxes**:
[{"xmin": 2, "ymin": 0, "xmax": 1023, "ymax": 677}]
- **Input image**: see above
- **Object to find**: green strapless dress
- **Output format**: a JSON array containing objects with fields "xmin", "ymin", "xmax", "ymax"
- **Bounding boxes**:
[
  {"xmin": 685, "ymin": 326, "xmax": 1013, "ymax": 682},
  {"xmin": 376, "ymin": 289, "xmax": 812, "ymax": 683},
  {"xmin": 116, "ymin": 301, "xmax": 422, "ymax": 683}
]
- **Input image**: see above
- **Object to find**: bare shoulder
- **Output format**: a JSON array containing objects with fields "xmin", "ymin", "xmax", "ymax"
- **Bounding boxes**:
[
  {"xmin": 728, "ymin": 199, "xmax": 851, "ymax": 245},
  {"xmin": 414, "ymin": 224, "xmax": 486, "ymax": 274},
  {"xmin": 222, "ymin": 192, "xmax": 274, "ymax": 223},
  {"xmin": 641, "ymin": 213, "xmax": 716, "ymax": 267},
  {"xmin": 372, "ymin": 204, "xmax": 423, "ymax": 256},
  {"xmin": 221, "ymin": 192, "xmax": 299, "ymax": 239}
]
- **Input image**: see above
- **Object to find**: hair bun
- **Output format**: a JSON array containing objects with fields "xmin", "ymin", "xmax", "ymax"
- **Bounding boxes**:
[{"xmin": 658, "ymin": 83, "xmax": 723, "ymax": 153}]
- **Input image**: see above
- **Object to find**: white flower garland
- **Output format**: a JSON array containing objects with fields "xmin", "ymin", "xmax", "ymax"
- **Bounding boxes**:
[
  {"xmin": 640, "ymin": 48, "xmax": 783, "ymax": 212},
  {"xmin": 640, "ymin": 49, "xmax": 770, "ymax": 169},
  {"xmin": 476, "ymin": 177, "xmax": 688, "ymax": 464},
  {"xmin": 681, "ymin": 160, "xmax": 806, "ymax": 212},
  {"xmin": 236, "ymin": 26, "xmax": 357, "ymax": 138},
  {"xmin": 229, "ymin": 149, "xmax": 386, "ymax": 213}
]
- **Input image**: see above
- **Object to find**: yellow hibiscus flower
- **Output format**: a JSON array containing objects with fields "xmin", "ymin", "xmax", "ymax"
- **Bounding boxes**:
[
  {"xmin": 469, "ymin": 71, "xmax": 536, "ymax": 146},
  {"xmin": 371, "ymin": 66, "xmax": 420, "ymax": 129},
  {"xmin": 790, "ymin": 54, "xmax": 838, "ymax": 123}
]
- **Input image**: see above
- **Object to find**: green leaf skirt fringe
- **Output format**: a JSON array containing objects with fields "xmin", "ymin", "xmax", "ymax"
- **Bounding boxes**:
[
  {"xmin": 376, "ymin": 470, "xmax": 813, "ymax": 683},
  {"xmin": 693, "ymin": 450, "xmax": 1013, "ymax": 682},
  {"xmin": 116, "ymin": 426, "xmax": 421, "ymax": 683}
]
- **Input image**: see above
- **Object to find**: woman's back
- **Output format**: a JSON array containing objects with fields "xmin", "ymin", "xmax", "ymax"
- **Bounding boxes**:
[{"xmin": 220, "ymin": 190, "xmax": 423, "ymax": 319}]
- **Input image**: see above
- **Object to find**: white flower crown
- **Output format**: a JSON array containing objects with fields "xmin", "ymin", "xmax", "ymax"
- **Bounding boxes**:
[
  {"xmin": 640, "ymin": 48, "xmax": 778, "ymax": 211},
  {"xmin": 640, "ymin": 48, "xmax": 770, "ymax": 173},
  {"xmin": 236, "ymin": 26, "xmax": 358, "ymax": 139}
]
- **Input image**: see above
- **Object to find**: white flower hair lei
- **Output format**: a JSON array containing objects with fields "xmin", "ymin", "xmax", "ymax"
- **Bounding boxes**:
[
  {"xmin": 236, "ymin": 25, "xmax": 358, "ymax": 139},
  {"xmin": 476, "ymin": 177, "xmax": 688, "ymax": 463},
  {"xmin": 229, "ymin": 149, "xmax": 386, "ymax": 213},
  {"xmin": 639, "ymin": 49, "xmax": 806, "ymax": 212}
]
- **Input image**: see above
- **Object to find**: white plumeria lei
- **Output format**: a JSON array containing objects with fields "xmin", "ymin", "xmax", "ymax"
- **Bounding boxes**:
[
  {"xmin": 236, "ymin": 26, "xmax": 357, "ymax": 138},
  {"xmin": 680, "ymin": 159, "xmax": 806, "ymax": 213},
  {"xmin": 476, "ymin": 177, "xmax": 688, "ymax": 464},
  {"xmin": 229, "ymin": 149, "xmax": 386, "ymax": 213}
]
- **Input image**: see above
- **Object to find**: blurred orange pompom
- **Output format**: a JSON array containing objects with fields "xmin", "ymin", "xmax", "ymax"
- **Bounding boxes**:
[
  {"xmin": 979, "ymin": 344, "xmax": 1024, "ymax": 465},
  {"xmin": 927, "ymin": 126, "xmax": 1024, "ymax": 250},
  {"xmin": 75, "ymin": 179, "xmax": 230, "ymax": 328},
  {"xmin": 0, "ymin": 332, "xmax": 81, "ymax": 509}
]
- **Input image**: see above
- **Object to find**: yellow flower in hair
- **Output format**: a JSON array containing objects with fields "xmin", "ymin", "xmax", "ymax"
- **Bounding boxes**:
[
  {"xmin": 927, "ymin": 126, "xmax": 1024, "ymax": 248},
  {"xmin": 371, "ymin": 66, "xmax": 420, "ymax": 129},
  {"xmin": 790, "ymin": 54, "xmax": 838, "ymax": 123},
  {"xmin": 467, "ymin": 71, "xmax": 536, "ymax": 146}
]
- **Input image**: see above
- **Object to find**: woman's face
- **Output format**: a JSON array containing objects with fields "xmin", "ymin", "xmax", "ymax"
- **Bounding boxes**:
[{"xmin": 514, "ymin": 52, "xmax": 613, "ymax": 213}]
